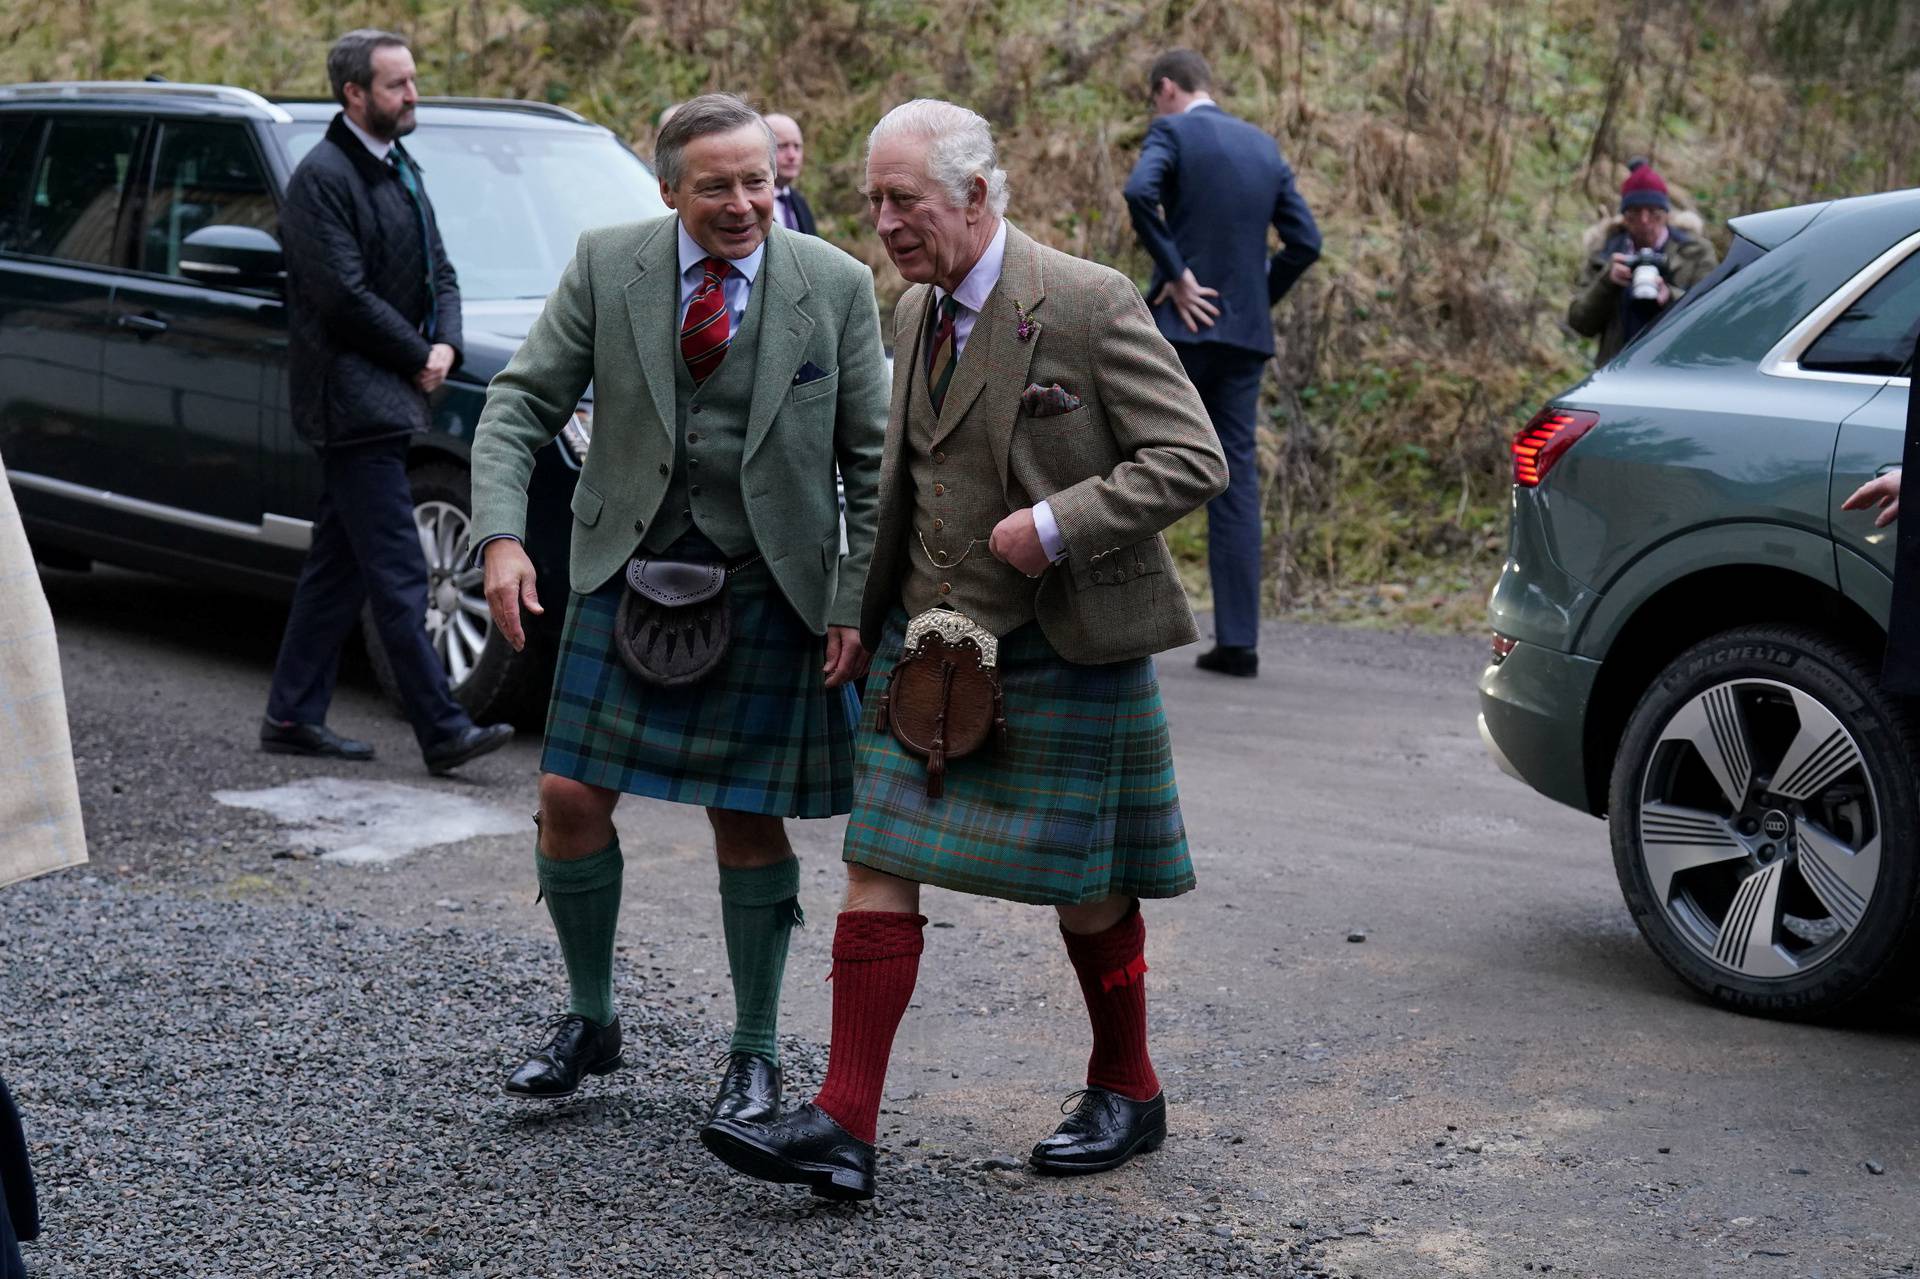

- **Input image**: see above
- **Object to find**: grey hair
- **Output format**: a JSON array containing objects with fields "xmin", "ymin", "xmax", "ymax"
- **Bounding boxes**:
[
  {"xmin": 654, "ymin": 93, "xmax": 776, "ymax": 190},
  {"xmin": 866, "ymin": 99, "xmax": 1009, "ymax": 216},
  {"xmin": 327, "ymin": 28, "xmax": 409, "ymax": 107}
]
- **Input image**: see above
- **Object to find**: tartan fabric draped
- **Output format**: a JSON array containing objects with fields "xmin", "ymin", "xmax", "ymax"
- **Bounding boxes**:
[
  {"xmin": 842, "ymin": 611, "xmax": 1194, "ymax": 905},
  {"xmin": 681, "ymin": 256, "xmax": 733, "ymax": 384},
  {"xmin": 925, "ymin": 293, "xmax": 961, "ymax": 414}
]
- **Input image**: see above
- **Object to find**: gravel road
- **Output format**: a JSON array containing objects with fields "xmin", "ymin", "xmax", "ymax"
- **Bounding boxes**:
[{"xmin": 6, "ymin": 566, "xmax": 1919, "ymax": 1277}]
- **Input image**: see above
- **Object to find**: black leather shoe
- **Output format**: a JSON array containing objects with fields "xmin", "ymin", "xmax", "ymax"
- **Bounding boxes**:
[
  {"xmin": 260, "ymin": 718, "xmax": 374, "ymax": 761},
  {"xmin": 1195, "ymin": 645, "xmax": 1258, "ymax": 678},
  {"xmin": 1029, "ymin": 1088, "xmax": 1166, "ymax": 1175},
  {"xmin": 423, "ymin": 722, "xmax": 514, "ymax": 775},
  {"xmin": 704, "ymin": 1051, "xmax": 781, "ymax": 1128},
  {"xmin": 503, "ymin": 1013, "xmax": 623, "ymax": 1098},
  {"xmin": 702, "ymin": 1101, "xmax": 876, "ymax": 1200}
]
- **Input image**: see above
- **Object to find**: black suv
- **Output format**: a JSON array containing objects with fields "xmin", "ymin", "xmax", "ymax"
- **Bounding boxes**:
[{"xmin": 0, "ymin": 81, "xmax": 669, "ymax": 721}]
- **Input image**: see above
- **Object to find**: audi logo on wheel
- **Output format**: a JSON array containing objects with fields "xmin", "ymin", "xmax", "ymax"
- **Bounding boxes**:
[{"xmin": 1762, "ymin": 810, "xmax": 1791, "ymax": 839}]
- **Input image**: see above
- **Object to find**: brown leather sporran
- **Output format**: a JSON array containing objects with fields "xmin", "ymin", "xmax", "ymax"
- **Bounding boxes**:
[{"xmin": 874, "ymin": 611, "xmax": 1007, "ymax": 798}]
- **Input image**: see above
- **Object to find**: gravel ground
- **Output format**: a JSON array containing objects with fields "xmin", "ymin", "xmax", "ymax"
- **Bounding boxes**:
[{"xmin": 3, "ymin": 875, "xmax": 1323, "ymax": 1278}]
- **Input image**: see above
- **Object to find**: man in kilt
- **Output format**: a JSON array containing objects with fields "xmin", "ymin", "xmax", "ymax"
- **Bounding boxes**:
[
  {"xmin": 703, "ymin": 99, "xmax": 1228, "ymax": 1199},
  {"xmin": 469, "ymin": 94, "xmax": 889, "ymax": 1132}
]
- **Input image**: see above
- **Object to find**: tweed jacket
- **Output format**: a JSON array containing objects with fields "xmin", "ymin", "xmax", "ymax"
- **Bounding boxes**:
[
  {"xmin": 470, "ymin": 218, "xmax": 889, "ymax": 633},
  {"xmin": 0, "ymin": 454, "xmax": 87, "ymax": 891},
  {"xmin": 861, "ymin": 222, "xmax": 1228, "ymax": 665}
]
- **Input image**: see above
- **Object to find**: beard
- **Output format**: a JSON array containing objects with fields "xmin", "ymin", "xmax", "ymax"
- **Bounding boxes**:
[{"xmin": 367, "ymin": 100, "xmax": 417, "ymax": 141}]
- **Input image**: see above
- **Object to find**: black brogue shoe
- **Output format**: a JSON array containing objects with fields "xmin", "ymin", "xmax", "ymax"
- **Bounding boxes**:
[
  {"xmin": 1029, "ymin": 1088, "xmax": 1167, "ymax": 1175},
  {"xmin": 703, "ymin": 1051, "xmax": 782, "ymax": 1128},
  {"xmin": 702, "ymin": 1101, "xmax": 876, "ymax": 1201},
  {"xmin": 503, "ymin": 1013, "xmax": 623, "ymax": 1099}
]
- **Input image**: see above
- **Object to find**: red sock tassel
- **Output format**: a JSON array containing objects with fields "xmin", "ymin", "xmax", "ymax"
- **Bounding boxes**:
[
  {"xmin": 1060, "ymin": 903, "xmax": 1160, "ymax": 1102},
  {"xmin": 811, "ymin": 911, "xmax": 926, "ymax": 1145}
]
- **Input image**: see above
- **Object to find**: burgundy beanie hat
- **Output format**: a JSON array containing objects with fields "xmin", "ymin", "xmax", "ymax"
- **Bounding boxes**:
[{"xmin": 1620, "ymin": 157, "xmax": 1671, "ymax": 212}]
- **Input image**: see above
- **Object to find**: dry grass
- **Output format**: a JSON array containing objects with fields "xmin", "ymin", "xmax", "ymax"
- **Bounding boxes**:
[{"xmin": 3, "ymin": 0, "xmax": 1908, "ymax": 630}]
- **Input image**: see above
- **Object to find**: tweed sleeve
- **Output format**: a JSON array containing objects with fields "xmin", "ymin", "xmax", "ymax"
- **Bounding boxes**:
[
  {"xmin": 1044, "ymin": 272, "xmax": 1228, "ymax": 571},
  {"xmin": 830, "ymin": 263, "xmax": 889, "ymax": 630}
]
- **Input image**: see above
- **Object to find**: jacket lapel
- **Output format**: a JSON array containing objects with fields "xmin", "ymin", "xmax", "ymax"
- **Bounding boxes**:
[
  {"xmin": 623, "ymin": 218, "xmax": 682, "ymax": 450},
  {"xmin": 743, "ymin": 227, "xmax": 816, "ymax": 463},
  {"xmin": 972, "ymin": 222, "xmax": 1045, "ymax": 491}
]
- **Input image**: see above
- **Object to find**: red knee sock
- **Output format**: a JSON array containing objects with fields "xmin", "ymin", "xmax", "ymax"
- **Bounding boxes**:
[
  {"xmin": 1060, "ymin": 904, "xmax": 1160, "ymax": 1102},
  {"xmin": 811, "ymin": 910, "xmax": 926, "ymax": 1145}
]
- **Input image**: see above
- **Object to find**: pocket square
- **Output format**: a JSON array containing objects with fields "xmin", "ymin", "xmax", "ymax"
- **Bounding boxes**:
[
  {"xmin": 792, "ymin": 360, "xmax": 831, "ymax": 386},
  {"xmin": 1020, "ymin": 382, "xmax": 1083, "ymax": 418}
]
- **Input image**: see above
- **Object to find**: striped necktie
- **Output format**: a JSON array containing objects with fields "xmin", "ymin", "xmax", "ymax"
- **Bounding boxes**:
[
  {"xmin": 389, "ymin": 149, "xmax": 437, "ymax": 340},
  {"xmin": 925, "ymin": 293, "xmax": 961, "ymax": 414},
  {"xmin": 681, "ymin": 257, "xmax": 733, "ymax": 384}
]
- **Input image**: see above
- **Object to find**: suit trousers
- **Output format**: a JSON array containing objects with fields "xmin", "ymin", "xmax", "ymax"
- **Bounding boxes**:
[
  {"xmin": 1177, "ymin": 343, "xmax": 1269, "ymax": 649},
  {"xmin": 265, "ymin": 435, "xmax": 471, "ymax": 749}
]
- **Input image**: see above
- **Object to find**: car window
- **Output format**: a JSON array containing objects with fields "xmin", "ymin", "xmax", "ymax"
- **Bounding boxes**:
[
  {"xmin": 1799, "ymin": 248, "xmax": 1920, "ymax": 377},
  {"xmin": 7, "ymin": 116, "xmax": 144, "ymax": 264},
  {"xmin": 274, "ymin": 121, "xmax": 670, "ymax": 301},
  {"xmin": 0, "ymin": 116, "xmax": 42, "ymax": 250},
  {"xmin": 138, "ymin": 121, "xmax": 277, "ymax": 277},
  {"xmin": 1628, "ymin": 232, "xmax": 1764, "ymax": 351}
]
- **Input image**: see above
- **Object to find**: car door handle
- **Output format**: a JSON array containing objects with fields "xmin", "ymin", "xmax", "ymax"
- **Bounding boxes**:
[
  {"xmin": 1876, "ymin": 462, "xmax": 1902, "ymax": 477},
  {"xmin": 115, "ymin": 312, "xmax": 169, "ymax": 336}
]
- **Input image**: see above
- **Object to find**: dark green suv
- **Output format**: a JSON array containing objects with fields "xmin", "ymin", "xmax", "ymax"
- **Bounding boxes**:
[
  {"xmin": 1481, "ymin": 189, "xmax": 1920, "ymax": 1017},
  {"xmin": 0, "ymin": 81, "xmax": 669, "ymax": 721}
]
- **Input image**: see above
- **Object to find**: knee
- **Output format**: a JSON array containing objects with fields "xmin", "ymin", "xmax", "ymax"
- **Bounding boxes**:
[
  {"xmin": 707, "ymin": 808, "xmax": 790, "ymax": 865},
  {"xmin": 844, "ymin": 862, "xmax": 920, "ymax": 914},
  {"xmin": 538, "ymin": 775, "xmax": 617, "ymax": 842}
]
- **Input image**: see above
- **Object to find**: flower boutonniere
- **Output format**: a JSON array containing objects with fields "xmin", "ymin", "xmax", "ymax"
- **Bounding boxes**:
[{"xmin": 1013, "ymin": 299, "xmax": 1041, "ymax": 343}]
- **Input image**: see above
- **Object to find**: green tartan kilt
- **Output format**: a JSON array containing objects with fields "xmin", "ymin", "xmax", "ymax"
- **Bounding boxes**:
[
  {"xmin": 843, "ymin": 610, "xmax": 1195, "ymax": 905},
  {"xmin": 539, "ymin": 550, "xmax": 858, "ymax": 819}
]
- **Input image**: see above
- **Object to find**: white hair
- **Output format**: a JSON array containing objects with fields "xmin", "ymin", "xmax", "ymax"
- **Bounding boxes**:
[{"xmin": 866, "ymin": 99, "xmax": 1009, "ymax": 216}]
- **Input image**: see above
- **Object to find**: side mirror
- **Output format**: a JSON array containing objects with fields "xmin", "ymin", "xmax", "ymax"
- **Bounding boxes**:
[{"xmin": 179, "ymin": 225, "xmax": 285, "ymax": 291}]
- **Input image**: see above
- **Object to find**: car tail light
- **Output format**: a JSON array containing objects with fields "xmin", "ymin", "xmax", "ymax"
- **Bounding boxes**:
[
  {"xmin": 1512, "ymin": 407, "xmax": 1599, "ymax": 487},
  {"xmin": 1490, "ymin": 633, "xmax": 1517, "ymax": 665}
]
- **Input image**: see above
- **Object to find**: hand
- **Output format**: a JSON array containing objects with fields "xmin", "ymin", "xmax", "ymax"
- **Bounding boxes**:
[
  {"xmin": 482, "ymin": 538, "xmax": 543, "ymax": 652},
  {"xmin": 1151, "ymin": 268, "xmax": 1220, "ymax": 333},
  {"xmin": 1841, "ymin": 470, "xmax": 1903, "ymax": 527},
  {"xmin": 415, "ymin": 342, "xmax": 456, "ymax": 393},
  {"xmin": 1655, "ymin": 277, "xmax": 1672, "ymax": 306},
  {"xmin": 822, "ymin": 625, "xmax": 869, "ymax": 688},
  {"xmin": 989, "ymin": 507, "xmax": 1052, "ymax": 578},
  {"xmin": 1607, "ymin": 254, "xmax": 1633, "ymax": 287}
]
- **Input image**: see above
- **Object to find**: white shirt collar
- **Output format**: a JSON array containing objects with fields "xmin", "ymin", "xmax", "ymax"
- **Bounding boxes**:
[
  {"xmin": 341, "ymin": 113, "xmax": 393, "ymax": 162},
  {"xmin": 677, "ymin": 219, "xmax": 764, "ymax": 284},
  {"xmin": 1182, "ymin": 93, "xmax": 1217, "ymax": 113},
  {"xmin": 934, "ymin": 219, "xmax": 1008, "ymax": 315}
]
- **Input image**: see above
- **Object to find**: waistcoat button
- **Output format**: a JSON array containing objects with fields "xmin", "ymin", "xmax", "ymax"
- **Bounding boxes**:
[
  {"xmin": 932, "ymin": 518, "xmax": 944, "ymax": 530},
  {"xmin": 633, "ymin": 519, "xmax": 645, "ymax": 533},
  {"xmin": 658, "ymin": 463, "xmax": 670, "ymax": 476},
  {"xmin": 690, "ymin": 484, "xmax": 702, "ymax": 496},
  {"xmin": 933, "ymin": 483, "xmax": 946, "ymax": 496},
  {"xmin": 939, "ymin": 582, "xmax": 951, "ymax": 595},
  {"xmin": 691, "ymin": 405, "xmax": 703, "ymax": 415}
]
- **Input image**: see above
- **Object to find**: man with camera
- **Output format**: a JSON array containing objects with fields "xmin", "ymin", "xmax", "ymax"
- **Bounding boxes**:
[{"xmin": 1568, "ymin": 158, "xmax": 1717, "ymax": 365}]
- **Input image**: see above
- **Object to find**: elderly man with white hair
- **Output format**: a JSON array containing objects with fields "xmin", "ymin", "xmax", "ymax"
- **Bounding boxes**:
[{"xmin": 702, "ymin": 98, "xmax": 1227, "ymax": 1200}]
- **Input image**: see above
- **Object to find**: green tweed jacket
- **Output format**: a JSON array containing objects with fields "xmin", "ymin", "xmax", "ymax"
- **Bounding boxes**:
[
  {"xmin": 470, "ymin": 217, "xmax": 889, "ymax": 632},
  {"xmin": 862, "ymin": 222, "xmax": 1230, "ymax": 664}
]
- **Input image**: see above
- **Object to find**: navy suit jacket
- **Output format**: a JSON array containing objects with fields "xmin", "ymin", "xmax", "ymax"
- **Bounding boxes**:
[
  {"xmin": 777, "ymin": 185, "xmax": 818, "ymax": 237},
  {"xmin": 1123, "ymin": 103, "xmax": 1321, "ymax": 357}
]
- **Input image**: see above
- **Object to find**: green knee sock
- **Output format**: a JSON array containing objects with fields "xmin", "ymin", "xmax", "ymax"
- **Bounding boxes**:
[
  {"xmin": 717, "ymin": 857, "xmax": 803, "ymax": 1062},
  {"xmin": 537, "ymin": 838, "xmax": 624, "ymax": 1026}
]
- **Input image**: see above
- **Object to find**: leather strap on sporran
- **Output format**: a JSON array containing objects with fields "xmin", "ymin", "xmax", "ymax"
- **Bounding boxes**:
[
  {"xmin": 874, "ymin": 610, "xmax": 1007, "ymax": 798},
  {"xmin": 613, "ymin": 554, "xmax": 759, "ymax": 688}
]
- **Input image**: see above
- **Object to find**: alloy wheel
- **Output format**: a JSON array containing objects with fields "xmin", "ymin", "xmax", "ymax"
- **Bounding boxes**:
[
  {"xmin": 413, "ymin": 499, "xmax": 492, "ymax": 689},
  {"xmin": 1637, "ymin": 678, "xmax": 1881, "ymax": 980}
]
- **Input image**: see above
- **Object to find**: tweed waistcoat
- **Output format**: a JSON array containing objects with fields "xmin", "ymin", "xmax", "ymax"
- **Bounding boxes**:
[
  {"xmin": 900, "ymin": 298, "xmax": 1036, "ymax": 635},
  {"xmin": 642, "ymin": 271, "xmax": 770, "ymax": 558}
]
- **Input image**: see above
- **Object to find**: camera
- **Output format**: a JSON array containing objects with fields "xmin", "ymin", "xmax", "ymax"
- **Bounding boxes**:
[{"xmin": 1624, "ymin": 246, "xmax": 1667, "ymax": 302}]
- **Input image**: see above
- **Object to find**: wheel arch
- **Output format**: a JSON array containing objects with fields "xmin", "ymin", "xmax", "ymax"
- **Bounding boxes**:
[{"xmin": 1582, "ymin": 562, "xmax": 1884, "ymax": 817}]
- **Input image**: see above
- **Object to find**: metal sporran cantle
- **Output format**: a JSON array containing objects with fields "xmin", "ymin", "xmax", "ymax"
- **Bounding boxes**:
[{"xmin": 875, "ymin": 610, "xmax": 1007, "ymax": 798}]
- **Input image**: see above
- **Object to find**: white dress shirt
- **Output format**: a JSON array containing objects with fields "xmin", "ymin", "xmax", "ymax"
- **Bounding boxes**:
[
  {"xmin": 340, "ymin": 113, "xmax": 394, "ymax": 162},
  {"xmin": 677, "ymin": 221, "xmax": 762, "ymax": 335},
  {"xmin": 931, "ymin": 220, "xmax": 1065, "ymax": 561}
]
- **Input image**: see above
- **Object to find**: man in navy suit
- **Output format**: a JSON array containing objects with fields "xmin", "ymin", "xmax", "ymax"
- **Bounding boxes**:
[{"xmin": 1124, "ymin": 49, "xmax": 1321, "ymax": 678}]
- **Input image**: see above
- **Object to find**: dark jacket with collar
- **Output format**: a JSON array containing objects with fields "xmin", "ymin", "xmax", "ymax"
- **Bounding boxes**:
[
  {"xmin": 778, "ymin": 185, "xmax": 818, "ymax": 237},
  {"xmin": 281, "ymin": 113, "xmax": 462, "ymax": 448},
  {"xmin": 1123, "ymin": 101, "xmax": 1322, "ymax": 358}
]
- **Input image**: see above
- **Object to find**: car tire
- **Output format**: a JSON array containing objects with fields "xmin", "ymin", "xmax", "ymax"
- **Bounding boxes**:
[
  {"xmin": 362, "ymin": 459, "xmax": 550, "ymax": 728},
  {"xmin": 1608, "ymin": 624, "xmax": 1920, "ymax": 1018}
]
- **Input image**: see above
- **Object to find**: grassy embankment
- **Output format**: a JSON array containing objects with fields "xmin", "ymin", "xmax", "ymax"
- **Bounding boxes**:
[{"xmin": 4, "ymin": 0, "xmax": 1910, "ymax": 629}]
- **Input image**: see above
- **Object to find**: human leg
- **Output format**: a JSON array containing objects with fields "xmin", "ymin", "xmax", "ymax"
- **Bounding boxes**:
[{"xmin": 1182, "ymin": 345, "xmax": 1268, "ymax": 660}]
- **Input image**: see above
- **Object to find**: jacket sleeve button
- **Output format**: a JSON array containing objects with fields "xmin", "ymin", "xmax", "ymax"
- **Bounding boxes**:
[
  {"xmin": 633, "ymin": 519, "xmax": 645, "ymax": 533},
  {"xmin": 659, "ymin": 462, "xmax": 670, "ymax": 476}
]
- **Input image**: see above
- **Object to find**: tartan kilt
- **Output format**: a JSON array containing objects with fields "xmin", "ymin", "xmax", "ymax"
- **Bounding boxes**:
[
  {"xmin": 842, "ymin": 610, "xmax": 1195, "ymax": 905},
  {"xmin": 540, "ymin": 553, "xmax": 858, "ymax": 819}
]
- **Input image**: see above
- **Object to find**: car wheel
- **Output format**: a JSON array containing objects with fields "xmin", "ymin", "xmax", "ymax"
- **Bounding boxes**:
[
  {"xmin": 1609, "ymin": 625, "xmax": 1920, "ymax": 1017},
  {"xmin": 362, "ymin": 459, "xmax": 549, "ymax": 727}
]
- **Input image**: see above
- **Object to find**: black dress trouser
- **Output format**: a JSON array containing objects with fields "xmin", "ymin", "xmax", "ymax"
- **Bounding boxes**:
[{"xmin": 265, "ymin": 435, "xmax": 471, "ymax": 749}]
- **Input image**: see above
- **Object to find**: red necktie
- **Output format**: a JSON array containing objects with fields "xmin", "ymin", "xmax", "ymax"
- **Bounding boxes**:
[{"xmin": 681, "ymin": 257, "xmax": 732, "ymax": 384}]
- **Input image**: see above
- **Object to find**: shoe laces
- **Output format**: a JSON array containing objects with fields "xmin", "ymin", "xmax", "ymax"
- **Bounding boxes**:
[
  {"xmin": 1059, "ymin": 1087, "xmax": 1091, "ymax": 1116},
  {"xmin": 536, "ymin": 1012, "xmax": 587, "ymax": 1050}
]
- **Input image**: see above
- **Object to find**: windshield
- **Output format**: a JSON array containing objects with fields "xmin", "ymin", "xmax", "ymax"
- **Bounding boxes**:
[{"xmin": 274, "ymin": 121, "xmax": 669, "ymax": 301}]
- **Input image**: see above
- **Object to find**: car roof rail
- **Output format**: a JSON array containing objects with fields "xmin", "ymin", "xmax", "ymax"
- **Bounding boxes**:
[
  {"xmin": 416, "ymin": 96, "xmax": 590, "ymax": 124},
  {"xmin": 0, "ymin": 80, "xmax": 294, "ymax": 122}
]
